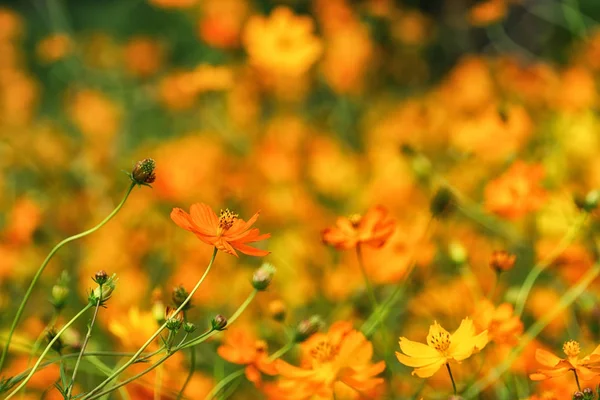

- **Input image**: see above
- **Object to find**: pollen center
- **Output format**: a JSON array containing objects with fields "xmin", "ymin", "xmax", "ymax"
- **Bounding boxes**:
[
  {"xmin": 348, "ymin": 213, "xmax": 362, "ymax": 228},
  {"xmin": 219, "ymin": 209, "xmax": 238, "ymax": 231},
  {"xmin": 309, "ymin": 340, "xmax": 339, "ymax": 363},
  {"xmin": 428, "ymin": 330, "xmax": 451, "ymax": 352},
  {"xmin": 563, "ymin": 340, "xmax": 580, "ymax": 357}
]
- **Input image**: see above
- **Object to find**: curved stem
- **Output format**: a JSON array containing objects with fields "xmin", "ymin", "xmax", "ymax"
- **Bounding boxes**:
[
  {"xmin": 66, "ymin": 297, "xmax": 102, "ymax": 398},
  {"xmin": 514, "ymin": 213, "xmax": 587, "ymax": 317},
  {"xmin": 0, "ymin": 182, "xmax": 136, "ymax": 373},
  {"xmin": 203, "ymin": 369, "xmax": 245, "ymax": 400},
  {"xmin": 356, "ymin": 244, "xmax": 378, "ymax": 311},
  {"xmin": 446, "ymin": 363, "xmax": 457, "ymax": 395},
  {"xmin": 82, "ymin": 247, "xmax": 218, "ymax": 399},
  {"xmin": 5, "ymin": 303, "xmax": 94, "ymax": 399},
  {"xmin": 268, "ymin": 341, "xmax": 294, "ymax": 362},
  {"xmin": 176, "ymin": 347, "xmax": 196, "ymax": 400}
]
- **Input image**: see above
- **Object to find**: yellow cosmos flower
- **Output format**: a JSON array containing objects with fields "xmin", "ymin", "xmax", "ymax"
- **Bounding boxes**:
[{"xmin": 396, "ymin": 318, "xmax": 488, "ymax": 378}]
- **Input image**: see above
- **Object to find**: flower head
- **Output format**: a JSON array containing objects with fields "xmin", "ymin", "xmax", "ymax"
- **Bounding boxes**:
[
  {"xmin": 490, "ymin": 250, "xmax": 516, "ymax": 273},
  {"xmin": 171, "ymin": 203, "xmax": 270, "ymax": 257},
  {"xmin": 530, "ymin": 341, "xmax": 600, "ymax": 381},
  {"xmin": 396, "ymin": 318, "xmax": 488, "ymax": 378},
  {"xmin": 322, "ymin": 205, "xmax": 396, "ymax": 250},
  {"xmin": 268, "ymin": 321, "xmax": 385, "ymax": 399},
  {"xmin": 473, "ymin": 300, "xmax": 523, "ymax": 345}
]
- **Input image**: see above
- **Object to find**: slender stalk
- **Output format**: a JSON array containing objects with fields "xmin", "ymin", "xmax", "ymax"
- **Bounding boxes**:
[
  {"xmin": 446, "ymin": 363, "xmax": 457, "ymax": 395},
  {"xmin": 487, "ymin": 271, "xmax": 500, "ymax": 302},
  {"xmin": 356, "ymin": 244, "xmax": 378, "ymax": 310},
  {"xmin": 0, "ymin": 182, "xmax": 136, "ymax": 373},
  {"xmin": 175, "ymin": 348, "xmax": 195, "ymax": 400},
  {"xmin": 82, "ymin": 248, "xmax": 218, "ymax": 399},
  {"xmin": 203, "ymin": 369, "xmax": 245, "ymax": 400},
  {"xmin": 268, "ymin": 342, "xmax": 294, "ymax": 362},
  {"xmin": 514, "ymin": 213, "xmax": 587, "ymax": 317},
  {"xmin": 66, "ymin": 297, "xmax": 102, "ymax": 398},
  {"xmin": 573, "ymin": 369, "xmax": 582, "ymax": 391},
  {"xmin": 4, "ymin": 303, "xmax": 94, "ymax": 399},
  {"xmin": 464, "ymin": 261, "xmax": 600, "ymax": 398}
]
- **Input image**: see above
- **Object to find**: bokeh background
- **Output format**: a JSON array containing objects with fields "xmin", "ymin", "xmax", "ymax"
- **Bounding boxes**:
[{"xmin": 2, "ymin": 0, "xmax": 600, "ymax": 399}]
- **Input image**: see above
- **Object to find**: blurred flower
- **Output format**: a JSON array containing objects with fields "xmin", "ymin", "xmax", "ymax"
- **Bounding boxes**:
[
  {"xmin": 0, "ymin": 8, "xmax": 22, "ymax": 42},
  {"xmin": 473, "ymin": 300, "xmax": 523, "ymax": 345},
  {"xmin": 148, "ymin": 0, "xmax": 197, "ymax": 8},
  {"xmin": 322, "ymin": 205, "xmax": 396, "ymax": 250},
  {"xmin": 268, "ymin": 300, "xmax": 286, "ymax": 322},
  {"xmin": 171, "ymin": 203, "xmax": 270, "ymax": 256},
  {"xmin": 269, "ymin": 321, "xmax": 385, "ymax": 399},
  {"xmin": 490, "ymin": 250, "xmax": 516, "ymax": 273},
  {"xmin": 469, "ymin": 0, "xmax": 507, "ymax": 26},
  {"xmin": 198, "ymin": 0, "xmax": 247, "ymax": 49},
  {"xmin": 243, "ymin": 7, "xmax": 323, "ymax": 77},
  {"xmin": 530, "ymin": 341, "xmax": 600, "ymax": 381},
  {"xmin": 396, "ymin": 318, "xmax": 488, "ymax": 378},
  {"xmin": 122, "ymin": 36, "xmax": 163, "ymax": 78},
  {"xmin": 36, "ymin": 33, "xmax": 73, "ymax": 64},
  {"xmin": 484, "ymin": 161, "xmax": 547, "ymax": 220},
  {"xmin": 217, "ymin": 328, "xmax": 276, "ymax": 387}
]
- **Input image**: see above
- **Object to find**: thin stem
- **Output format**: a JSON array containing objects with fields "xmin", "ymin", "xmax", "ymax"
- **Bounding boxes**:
[
  {"xmin": 66, "ymin": 297, "xmax": 102, "ymax": 398},
  {"xmin": 82, "ymin": 248, "xmax": 218, "ymax": 400},
  {"xmin": 4, "ymin": 303, "xmax": 94, "ymax": 399},
  {"xmin": 487, "ymin": 272, "xmax": 500, "ymax": 302},
  {"xmin": 464, "ymin": 261, "xmax": 600, "ymax": 398},
  {"xmin": 268, "ymin": 342, "xmax": 294, "ymax": 362},
  {"xmin": 0, "ymin": 182, "xmax": 136, "ymax": 373},
  {"xmin": 356, "ymin": 244, "xmax": 378, "ymax": 310},
  {"xmin": 446, "ymin": 363, "xmax": 457, "ymax": 395},
  {"xmin": 203, "ymin": 369, "xmax": 245, "ymax": 400},
  {"xmin": 514, "ymin": 213, "xmax": 587, "ymax": 317},
  {"xmin": 573, "ymin": 369, "xmax": 582, "ymax": 391},
  {"xmin": 176, "ymin": 347, "xmax": 196, "ymax": 400}
]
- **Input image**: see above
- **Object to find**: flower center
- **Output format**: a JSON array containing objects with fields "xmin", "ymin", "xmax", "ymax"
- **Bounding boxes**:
[
  {"xmin": 563, "ymin": 340, "xmax": 581, "ymax": 357},
  {"xmin": 309, "ymin": 340, "xmax": 339, "ymax": 363},
  {"xmin": 348, "ymin": 213, "xmax": 362, "ymax": 228},
  {"xmin": 218, "ymin": 209, "xmax": 238, "ymax": 232},
  {"xmin": 428, "ymin": 330, "xmax": 451, "ymax": 352}
]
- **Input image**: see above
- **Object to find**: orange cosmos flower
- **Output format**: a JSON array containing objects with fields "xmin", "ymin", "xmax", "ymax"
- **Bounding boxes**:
[
  {"xmin": 322, "ymin": 205, "xmax": 396, "ymax": 250},
  {"xmin": 267, "ymin": 321, "xmax": 385, "ymax": 399},
  {"xmin": 484, "ymin": 161, "xmax": 547, "ymax": 220},
  {"xmin": 396, "ymin": 318, "xmax": 488, "ymax": 378},
  {"xmin": 530, "ymin": 340, "xmax": 600, "ymax": 382},
  {"xmin": 217, "ymin": 328, "xmax": 277, "ymax": 387},
  {"xmin": 171, "ymin": 203, "xmax": 270, "ymax": 257},
  {"xmin": 473, "ymin": 300, "xmax": 523, "ymax": 345}
]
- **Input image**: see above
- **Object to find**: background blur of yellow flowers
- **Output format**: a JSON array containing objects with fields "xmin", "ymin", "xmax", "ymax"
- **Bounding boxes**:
[{"xmin": 2, "ymin": 0, "xmax": 600, "ymax": 399}]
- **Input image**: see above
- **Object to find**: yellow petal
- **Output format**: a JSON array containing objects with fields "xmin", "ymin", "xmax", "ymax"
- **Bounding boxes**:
[
  {"xmin": 398, "ymin": 337, "xmax": 440, "ymax": 359},
  {"xmin": 535, "ymin": 348, "xmax": 563, "ymax": 368},
  {"xmin": 396, "ymin": 351, "xmax": 444, "ymax": 368},
  {"xmin": 412, "ymin": 358, "xmax": 447, "ymax": 378}
]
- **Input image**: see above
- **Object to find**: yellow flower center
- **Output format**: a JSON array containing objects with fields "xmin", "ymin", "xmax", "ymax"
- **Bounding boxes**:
[
  {"xmin": 218, "ymin": 209, "xmax": 238, "ymax": 232},
  {"xmin": 563, "ymin": 340, "xmax": 581, "ymax": 357},
  {"xmin": 309, "ymin": 340, "xmax": 339, "ymax": 363},
  {"xmin": 348, "ymin": 213, "xmax": 362, "ymax": 228},
  {"xmin": 427, "ymin": 321, "xmax": 451, "ymax": 352}
]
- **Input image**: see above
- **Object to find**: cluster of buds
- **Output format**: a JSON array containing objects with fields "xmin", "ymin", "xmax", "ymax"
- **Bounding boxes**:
[
  {"xmin": 293, "ymin": 315, "xmax": 324, "ymax": 343},
  {"xmin": 129, "ymin": 158, "xmax": 156, "ymax": 187},
  {"xmin": 573, "ymin": 387, "xmax": 597, "ymax": 400},
  {"xmin": 165, "ymin": 306, "xmax": 184, "ymax": 331},
  {"xmin": 252, "ymin": 263, "xmax": 276, "ymax": 291},
  {"xmin": 172, "ymin": 285, "xmax": 191, "ymax": 311},
  {"xmin": 88, "ymin": 271, "xmax": 118, "ymax": 306}
]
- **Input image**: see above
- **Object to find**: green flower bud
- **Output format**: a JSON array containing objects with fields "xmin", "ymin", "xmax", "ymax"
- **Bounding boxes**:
[
  {"xmin": 252, "ymin": 263, "xmax": 276, "ymax": 291},
  {"xmin": 211, "ymin": 314, "xmax": 228, "ymax": 331},
  {"xmin": 293, "ymin": 315, "xmax": 323, "ymax": 343},
  {"xmin": 183, "ymin": 322, "xmax": 196, "ymax": 333},
  {"xmin": 131, "ymin": 158, "xmax": 156, "ymax": 185}
]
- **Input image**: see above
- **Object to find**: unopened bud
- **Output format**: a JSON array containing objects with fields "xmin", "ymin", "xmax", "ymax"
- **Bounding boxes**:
[
  {"xmin": 164, "ymin": 306, "xmax": 184, "ymax": 331},
  {"xmin": 268, "ymin": 300, "xmax": 286, "ymax": 323},
  {"xmin": 430, "ymin": 186, "xmax": 455, "ymax": 218},
  {"xmin": 252, "ymin": 263, "xmax": 276, "ymax": 291},
  {"xmin": 575, "ymin": 190, "xmax": 600, "ymax": 213},
  {"xmin": 172, "ymin": 285, "xmax": 191, "ymax": 311},
  {"xmin": 130, "ymin": 158, "xmax": 156, "ymax": 185},
  {"xmin": 89, "ymin": 273, "xmax": 118, "ymax": 305},
  {"xmin": 211, "ymin": 314, "xmax": 228, "ymax": 331},
  {"xmin": 573, "ymin": 392, "xmax": 584, "ymax": 400},
  {"xmin": 93, "ymin": 270, "xmax": 109, "ymax": 285},
  {"xmin": 46, "ymin": 328, "xmax": 64, "ymax": 354},
  {"xmin": 448, "ymin": 241, "xmax": 467, "ymax": 266},
  {"xmin": 183, "ymin": 322, "xmax": 196, "ymax": 333},
  {"xmin": 51, "ymin": 284, "xmax": 69, "ymax": 310},
  {"xmin": 293, "ymin": 315, "xmax": 323, "ymax": 343}
]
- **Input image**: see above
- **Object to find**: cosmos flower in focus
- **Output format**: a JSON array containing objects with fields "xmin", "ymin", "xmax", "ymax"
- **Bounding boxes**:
[
  {"xmin": 322, "ymin": 205, "xmax": 396, "ymax": 250},
  {"xmin": 243, "ymin": 6, "xmax": 323, "ymax": 77},
  {"xmin": 171, "ymin": 203, "xmax": 270, "ymax": 257},
  {"xmin": 396, "ymin": 318, "xmax": 488, "ymax": 378},
  {"xmin": 530, "ymin": 340, "xmax": 600, "ymax": 381},
  {"xmin": 267, "ymin": 321, "xmax": 385, "ymax": 399}
]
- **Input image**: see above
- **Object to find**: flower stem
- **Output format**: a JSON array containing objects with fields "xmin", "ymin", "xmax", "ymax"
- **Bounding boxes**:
[
  {"xmin": 4, "ymin": 303, "xmax": 94, "ymax": 399},
  {"xmin": 0, "ymin": 182, "xmax": 136, "ymax": 374},
  {"xmin": 514, "ymin": 213, "xmax": 587, "ymax": 317},
  {"xmin": 356, "ymin": 244, "xmax": 378, "ymax": 311},
  {"xmin": 175, "ymin": 347, "xmax": 196, "ymax": 400},
  {"xmin": 573, "ymin": 369, "xmax": 582, "ymax": 391},
  {"xmin": 203, "ymin": 369, "xmax": 245, "ymax": 400},
  {"xmin": 446, "ymin": 363, "xmax": 457, "ymax": 395},
  {"xmin": 81, "ymin": 247, "xmax": 218, "ymax": 400},
  {"xmin": 268, "ymin": 341, "xmax": 295, "ymax": 362},
  {"xmin": 66, "ymin": 297, "xmax": 102, "ymax": 398}
]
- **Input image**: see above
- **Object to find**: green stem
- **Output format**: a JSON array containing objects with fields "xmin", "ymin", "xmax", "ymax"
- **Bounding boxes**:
[
  {"xmin": 203, "ymin": 369, "xmax": 245, "ymax": 400},
  {"xmin": 4, "ymin": 303, "xmax": 94, "ymax": 399},
  {"xmin": 464, "ymin": 261, "xmax": 600, "ymax": 398},
  {"xmin": 573, "ymin": 369, "xmax": 582, "ymax": 391},
  {"xmin": 446, "ymin": 363, "xmax": 457, "ymax": 395},
  {"xmin": 176, "ymin": 347, "xmax": 196, "ymax": 400},
  {"xmin": 268, "ymin": 342, "xmax": 294, "ymax": 362},
  {"xmin": 0, "ymin": 182, "xmax": 136, "ymax": 373},
  {"xmin": 514, "ymin": 213, "xmax": 587, "ymax": 317},
  {"xmin": 356, "ymin": 244, "xmax": 378, "ymax": 311},
  {"xmin": 82, "ymin": 248, "xmax": 218, "ymax": 399},
  {"xmin": 66, "ymin": 297, "xmax": 102, "ymax": 398}
]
